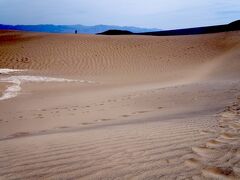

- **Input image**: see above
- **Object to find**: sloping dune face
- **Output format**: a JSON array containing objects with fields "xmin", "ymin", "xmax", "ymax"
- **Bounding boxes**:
[
  {"xmin": 0, "ymin": 31, "xmax": 240, "ymax": 179},
  {"xmin": 0, "ymin": 31, "xmax": 239, "ymax": 83}
]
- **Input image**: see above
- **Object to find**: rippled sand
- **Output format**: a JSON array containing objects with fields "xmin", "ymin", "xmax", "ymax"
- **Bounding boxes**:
[{"xmin": 0, "ymin": 30, "xmax": 240, "ymax": 179}]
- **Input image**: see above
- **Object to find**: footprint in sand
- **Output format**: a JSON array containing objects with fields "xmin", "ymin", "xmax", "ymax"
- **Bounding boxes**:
[
  {"xmin": 185, "ymin": 158, "xmax": 203, "ymax": 168},
  {"xmin": 8, "ymin": 132, "xmax": 31, "ymax": 138},
  {"xmin": 40, "ymin": 130, "xmax": 48, "ymax": 133},
  {"xmin": 36, "ymin": 114, "xmax": 44, "ymax": 119},
  {"xmin": 220, "ymin": 132, "xmax": 239, "ymax": 140},
  {"xmin": 81, "ymin": 122, "xmax": 93, "ymax": 126},
  {"xmin": 58, "ymin": 126, "xmax": 70, "ymax": 129},
  {"xmin": 122, "ymin": 115, "xmax": 130, "ymax": 118},
  {"xmin": 137, "ymin": 110, "xmax": 149, "ymax": 114},
  {"xmin": 191, "ymin": 146, "xmax": 224, "ymax": 159},
  {"xmin": 185, "ymin": 96, "xmax": 240, "ymax": 179},
  {"xmin": 96, "ymin": 118, "xmax": 112, "ymax": 122},
  {"xmin": 206, "ymin": 139, "xmax": 227, "ymax": 148},
  {"xmin": 202, "ymin": 167, "xmax": 235, "ymax": 180},
  {"xmin": 199, "ymin": 129, "xmax": 217, "ymax": 135},
  {"xmin": 132, "ymin": 111, "xmax": 149, "ymax": 115},
  {"xmin": 101, "ymin": 118, "xmax": 112, "ymax": 121},
  {"xmin": 228, "ymin": 123, "xmax": 240, "ymax": 130}
]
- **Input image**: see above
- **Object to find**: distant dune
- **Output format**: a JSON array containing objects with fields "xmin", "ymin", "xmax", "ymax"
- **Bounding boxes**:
[
  {"xmin": 0, "ymin": 29, "xmax": 239, "ymax": 82},
  {"xmin": 100, "ymin": 20, "xmax": 240, "ymax": 36},
  {"xmin": 0, "ymin": 26, "xmax": 240, "ymax": 179}
]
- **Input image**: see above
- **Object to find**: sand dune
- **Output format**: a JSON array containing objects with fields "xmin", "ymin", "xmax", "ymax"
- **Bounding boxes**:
[
  {"xmin": 0, "ymin": 30, "xmax": 240, "ymax": 179},
  {"xmin": 1, "ymin": 30, "xmax": 239, "ymax": 83}
]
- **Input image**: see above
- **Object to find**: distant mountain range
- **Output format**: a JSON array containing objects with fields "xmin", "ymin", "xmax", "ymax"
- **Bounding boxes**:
[
  {"xmin": 1, "ymin": 20, "xmax": 239, "ymax": 36},
  {"xmin": 0, "ymin": 24, "xmax": 160, "ymax": 34}
]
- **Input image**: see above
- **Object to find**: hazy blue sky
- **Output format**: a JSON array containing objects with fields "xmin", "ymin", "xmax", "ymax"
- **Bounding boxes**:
[{"xmin": 0, "ymin": 0, "xmax": 239, "ymax": 29}]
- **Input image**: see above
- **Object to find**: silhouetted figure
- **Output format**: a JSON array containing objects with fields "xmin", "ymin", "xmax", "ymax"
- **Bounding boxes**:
[{"xmin": 75, "ymin": 30, "xmax": 78, "ymax": 34}]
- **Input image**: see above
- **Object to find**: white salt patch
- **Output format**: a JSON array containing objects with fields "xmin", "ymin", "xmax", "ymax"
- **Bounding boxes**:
[
  {"xmin": 0, "ymin": 69, "xmax": 94, "ymax": 100},
  {"xmin": 0, "ymin": 69, "xmax": 25, "ymax": 74},
  {"xmin": 0, "ymin": 76, "xmax": 79, "ymax": 100},
  {"xmin": 4, "ymin": 76, "xmax": 78, "ymax": 83},
  {"xmin": 0, "ymin": 81, "xmax": 21, "ymax": 101}
]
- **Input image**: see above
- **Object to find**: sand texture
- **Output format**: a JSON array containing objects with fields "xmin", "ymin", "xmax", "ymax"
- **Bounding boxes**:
[{"xmin": 0, "ymin": 30, "xmax": 240, "ymax": 179}]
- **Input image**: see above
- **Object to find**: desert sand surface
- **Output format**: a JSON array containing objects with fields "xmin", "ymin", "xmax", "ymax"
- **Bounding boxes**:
[{"xmin": 0, "ymin": 30, "xmax": 240, "ymax": 179}]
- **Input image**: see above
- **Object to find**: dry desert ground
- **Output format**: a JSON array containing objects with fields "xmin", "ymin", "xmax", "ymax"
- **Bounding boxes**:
[{"xmin": 0, "ymin": 30, "xmax": 240, "ymax": 179}]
